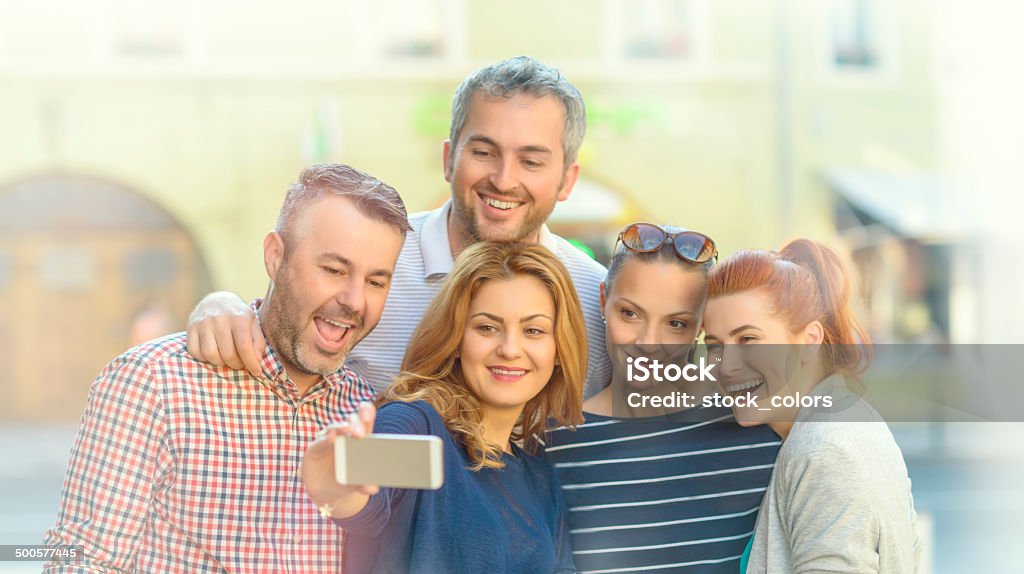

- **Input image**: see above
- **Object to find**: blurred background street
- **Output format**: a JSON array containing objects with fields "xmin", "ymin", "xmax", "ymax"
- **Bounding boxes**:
[{"xmin": 2, "ymin": 1, "xmax": 1023, "ymax": 571}]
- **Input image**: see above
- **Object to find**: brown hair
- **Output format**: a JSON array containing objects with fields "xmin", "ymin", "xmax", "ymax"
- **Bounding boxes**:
[
  {"xmin": 707, "ymin": 238, "xmax": 872, "ymax": 377},
  {"xmin": 379, "ymin": 241, "xmax": 587, "ymax": 470},
  {"xmin": 276, "ymin": 164, "xmax": 411, "ymax": 251}
]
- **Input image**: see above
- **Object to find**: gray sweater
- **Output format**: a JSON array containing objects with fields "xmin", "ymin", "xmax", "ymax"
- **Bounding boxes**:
[{"xmin": 746, "ymin": 376, "xmax": 920, "ymax": 573}]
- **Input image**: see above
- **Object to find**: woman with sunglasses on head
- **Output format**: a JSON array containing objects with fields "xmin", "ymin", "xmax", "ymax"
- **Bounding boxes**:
[
  {"xmin": 545, "ymin": 223, "xmax": 782, "ymax": 573},
  {"xmin": 703, "ymin": 239, "xmax": 919, "ymax": 573},
  {"xmin": 301, "ymin": 242, "xmax": 585, "ymax": 573}
]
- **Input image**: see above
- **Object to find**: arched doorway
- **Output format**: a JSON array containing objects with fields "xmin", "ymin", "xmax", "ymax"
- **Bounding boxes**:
[{"xmin": 0, "ymin": 174, "xmax": 213, "ymax": 421}]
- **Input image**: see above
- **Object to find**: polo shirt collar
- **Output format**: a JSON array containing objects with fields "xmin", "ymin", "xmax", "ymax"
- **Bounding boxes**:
[
  {"xmin": 536, "ymin": 220, "xmax": 560, "ymax": 252},
  {"xmin": 420, "ymin": 201, "xmax": 455, "ymax": 279},
  {"xmin": 419, "ymin": 199, "xmax": 560, "ymax": 279}
]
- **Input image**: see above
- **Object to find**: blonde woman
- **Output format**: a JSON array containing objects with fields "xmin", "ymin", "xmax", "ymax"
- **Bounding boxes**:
[{"xmin": 301, "ymin": 241, "xmax": 586, "ymax": 574}]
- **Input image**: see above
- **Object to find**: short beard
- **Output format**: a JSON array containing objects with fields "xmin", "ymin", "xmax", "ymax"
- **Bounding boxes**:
[
  {"xmin": 263, "ymin": 261, "xmax": 348, "ymax": 379},
  {"xmin": 451, "ymin": 186, "xmax": 561, "ymax": 245}
]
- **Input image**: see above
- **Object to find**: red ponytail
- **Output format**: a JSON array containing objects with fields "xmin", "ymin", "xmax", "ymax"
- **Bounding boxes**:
[{"xmin": 707, "ymin": 239, "xmax": 872, "ymax": 377}]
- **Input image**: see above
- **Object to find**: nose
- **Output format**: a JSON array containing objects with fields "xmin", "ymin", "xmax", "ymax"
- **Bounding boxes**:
[
  {"xmin": 497, "ymin": 329, "xmax": 523, "ymax": 359},
  {"xmin": 718, "ymin": 345, "xmax": 744, "ymax": 378},
  {"xmin": 488, "ymin": 156, "xmax": 519, "ymax": 193},
  {"xmin": 634, "ymin": 322, "xmax": 662, "ymax": 346},
  {"xmin": 334, "ymin": 276, "xmax": 366, "ymax": 318}
]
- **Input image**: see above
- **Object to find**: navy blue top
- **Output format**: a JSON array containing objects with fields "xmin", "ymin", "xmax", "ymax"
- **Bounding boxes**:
[
  {"xmin": 545, "ymin": 406, "xmax": 781, "ymax": 573},
  {"xmin": 334, "ymin": 400, "xmax": 574, "ymax": 574}
]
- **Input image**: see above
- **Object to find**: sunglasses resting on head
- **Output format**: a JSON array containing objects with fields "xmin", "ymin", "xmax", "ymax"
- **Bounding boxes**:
[{"xmin": 615, "ymin": 222, "xmax": 718, "ymax": 264}]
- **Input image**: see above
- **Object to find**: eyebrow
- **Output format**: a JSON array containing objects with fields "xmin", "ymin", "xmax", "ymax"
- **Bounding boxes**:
[
  {"xmin": 617, "ymin": 297, "xmax": 697, "ymax": 317},
  {"xmin": 729, "ymin": 324, "xmax": 764, "ymax": 337},
  {"xmin": 321, "ymin": 253, "xmax": 393, "ymax": 279},
  {"xmin": 471, "ymin": 312, "xmax": 553, "ymax": 323},
  {"xmin": 704, "ymin": 323, "xmax": 765, "ymax": 343},
  {"xmin": 465, "ymin": 135, "xmax": 552, "ymax": 156}
]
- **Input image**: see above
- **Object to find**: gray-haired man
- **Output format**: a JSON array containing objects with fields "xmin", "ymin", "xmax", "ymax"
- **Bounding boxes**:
[{"xmin": 187, "ymin": 56, "xmax": 611, "ymax": 397}]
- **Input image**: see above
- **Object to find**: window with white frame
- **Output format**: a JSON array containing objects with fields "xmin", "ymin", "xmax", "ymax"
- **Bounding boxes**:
[
  {"xmin": 628, "ymin": 0, "xmax": 694, "ymax": 59},
  {"xmin": 604, "ymin": 0, "xmax": 708, "ymax": 71},
  {"xmin": 112, "ymin": 0, "xmax": 187, "ymax": 57},
  {"xmin": 351, "ymin": 0, "xmax": 464, "ymax": 62},
  {"xmin": 831, "ymin": 0, "xmax": 880, "ymax": 68},
  {"xmin": 821, "ymin": 0, "xmax": 898, "ymax": 84}
]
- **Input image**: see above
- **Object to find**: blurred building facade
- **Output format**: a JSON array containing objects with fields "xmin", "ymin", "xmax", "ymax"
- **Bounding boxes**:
[{"xmin": 2, "ymin": 0, "xmax": 1016, "ymax": 419}]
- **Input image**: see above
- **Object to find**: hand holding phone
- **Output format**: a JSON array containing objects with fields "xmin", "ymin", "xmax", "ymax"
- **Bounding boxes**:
[
  {"xmin": 301, "ymin": 402, "xmax": 380, "ymax": 518},
  {"xmin": 301, "ymin": 402, "xmax": 446, "ymax": 521}
]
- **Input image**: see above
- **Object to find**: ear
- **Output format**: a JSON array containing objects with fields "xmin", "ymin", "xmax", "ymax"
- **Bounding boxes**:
[
  {"xmin": 599, "ymin": 281, "xmax": 607, "ymax": 310},
  {"xmin": 264, "ymin": 231, "xmax": 285, "ymax": 280},
  {"xmin": 556, "ymin": 161, "xmax": 580, "ymax": 202},
  {"xmin": 442, "ymin": 139, "xmax": 454, "ymax": 183},
  {"xmin": 802, "ymin": 320, "xmax": 825, "ymax": 345},
  {"xmin": 799, "ymin": 320, "xmax": 825, "ymax": 363}
]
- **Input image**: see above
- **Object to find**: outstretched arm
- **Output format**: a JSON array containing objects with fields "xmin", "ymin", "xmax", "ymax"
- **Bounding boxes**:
[{"xmin": 302, "ymin": 402, "xmax": 380, "ymax": 520}]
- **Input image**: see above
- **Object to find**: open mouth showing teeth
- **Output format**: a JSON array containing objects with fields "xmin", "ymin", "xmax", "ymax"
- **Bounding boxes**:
[
  {"xmin": 314, "ymin": 317, "xmax": 351, "ymax": 344},
  {"xmin": 490, "ymin": 368, "xmax": 527, "ymax": 376},
  {"xmin": 481, "ymin": 195, "xmax": 522, "ymax": 211},
  {"xmin": 726, "ymin": 378, "xmax": 765, "ymax": 393}
]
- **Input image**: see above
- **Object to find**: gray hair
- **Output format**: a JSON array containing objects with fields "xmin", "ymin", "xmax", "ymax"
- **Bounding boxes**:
[
  {"xmin": 276, "ymin": 164, "xmax": 411, "ymax": 249},
  {"xmin": 605, "ymin": 225, "xmax": 713, "ymax": 295},
  {"xmin": 448, "ymin": 56, "xmax": 586, "ymax": 167}
]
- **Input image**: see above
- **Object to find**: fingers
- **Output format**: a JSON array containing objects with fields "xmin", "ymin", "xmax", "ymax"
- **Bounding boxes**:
[
  {"xmin": 319, "ymin": 419, "xmax": 361, "ymax": 439},
  {"xmin": 318, "ymin": 403, "xmax": 375, "ymax": 441},
  {"xmin": 185, "ymin": 292, "xmax": 255, "ymax": 369},
  {"xmin": 317, "ymin": 421, "xmax": 350, "ymax": 440},
  {"xmin": 186, "ymin": 323, "xmax": 204, "ymax": 362},
  {"xmin": 186, "ymin": 313, "xmax": 264, "ymax": 373},
  {"xmin": 185, "ymin": 314, "xmax": 227, "ymax": 366},
  {"xmin": 213, "ymin": 315, "xmax": 243, "ymax": 370},
  {"xmin": 197, "ymin": 321, "xmax": 226, "ymax": 366},
  {"xmin": 342, "ymin": 414, "xmax": 368, "ymax": 439},
  {"xmin": 312, "ymin": 408, "xmax": 381, "ymax": 494},
  {"xmin": 344, "ymin": 402, "xmax": 376, "ymax": 438},
  {"xmin": 357, "ymin": 402, "xmax": 377, "ymax": 432},
  {"xmin": 219, "ymin": 313, "xmax": 265, "ymax": 374},
  {"xmin": 241, "ymin": 318, "xmax": 268, "ymax": 378}
]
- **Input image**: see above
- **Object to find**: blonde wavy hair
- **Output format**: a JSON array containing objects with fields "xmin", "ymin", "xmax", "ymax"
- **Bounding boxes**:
[{"xmin": 377, "ymin": 241, "xmax": 587, "ymax": 470}]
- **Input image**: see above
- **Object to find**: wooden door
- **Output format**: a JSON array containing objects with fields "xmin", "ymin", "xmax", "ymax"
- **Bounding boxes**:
[{"xmin": 0, "ymin": 175, "xmax": 211, "ymax": 421}]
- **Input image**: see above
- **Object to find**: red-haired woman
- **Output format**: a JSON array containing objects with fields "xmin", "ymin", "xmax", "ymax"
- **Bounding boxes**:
[{"xmin": 704, "ymin": 239, "xmax": 920, "ymax": 573}]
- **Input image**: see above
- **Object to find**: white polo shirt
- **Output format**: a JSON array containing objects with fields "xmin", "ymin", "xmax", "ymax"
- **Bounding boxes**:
[{"xmin": 345, "ymin": 200, "xmax": 612, "ymax": 398}]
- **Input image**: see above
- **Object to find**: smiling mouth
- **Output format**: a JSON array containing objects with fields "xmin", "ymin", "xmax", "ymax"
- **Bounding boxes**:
[
  {"xmin": 314, "ymin": 316, "xmax": 354, "ymax": 350},
  {"xmin": 479, "ymin": 193, "xmax": 524, "ymax": 211},
  {"xmin": 725, "ymin": 378, "xmax": 765, "ymax": 393},
  {"xmin": 488, "ymin": 366, "xmax": 528, "ymax": 381}
]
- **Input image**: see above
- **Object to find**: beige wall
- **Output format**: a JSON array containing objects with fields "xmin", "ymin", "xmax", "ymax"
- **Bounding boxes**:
[{"xmin": 0, "ymin": 0, "xmax": 939, "ymax": 297}]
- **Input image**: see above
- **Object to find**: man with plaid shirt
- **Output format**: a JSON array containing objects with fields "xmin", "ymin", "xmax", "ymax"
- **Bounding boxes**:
[{"xmin": 44, "ymin": 164, "xmax": 410, "ymax": 573}]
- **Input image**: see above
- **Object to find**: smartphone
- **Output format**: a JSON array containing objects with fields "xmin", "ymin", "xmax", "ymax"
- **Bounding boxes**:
[{"xmin": 334, "ymin": 433, "xmax": 444, "ymax": 490}]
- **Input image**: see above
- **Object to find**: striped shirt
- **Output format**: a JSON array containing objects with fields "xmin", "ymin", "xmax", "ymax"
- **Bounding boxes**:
[
  {"xmin": 544, "ymin": 407, "xmax": 781, "ymax": 574},
  {"xmin": 346, "ymin": 200, "xmax": 612, "ymax": 397},
  {"xmin": 44, "ymin": 313, "xmax": 374, "ymax": 573}
]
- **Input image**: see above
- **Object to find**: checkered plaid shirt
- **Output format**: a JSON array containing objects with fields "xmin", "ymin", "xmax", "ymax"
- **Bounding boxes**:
[{"xmin": 44, "ymin": 308, "xmax": 374, "ymax": 573}]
